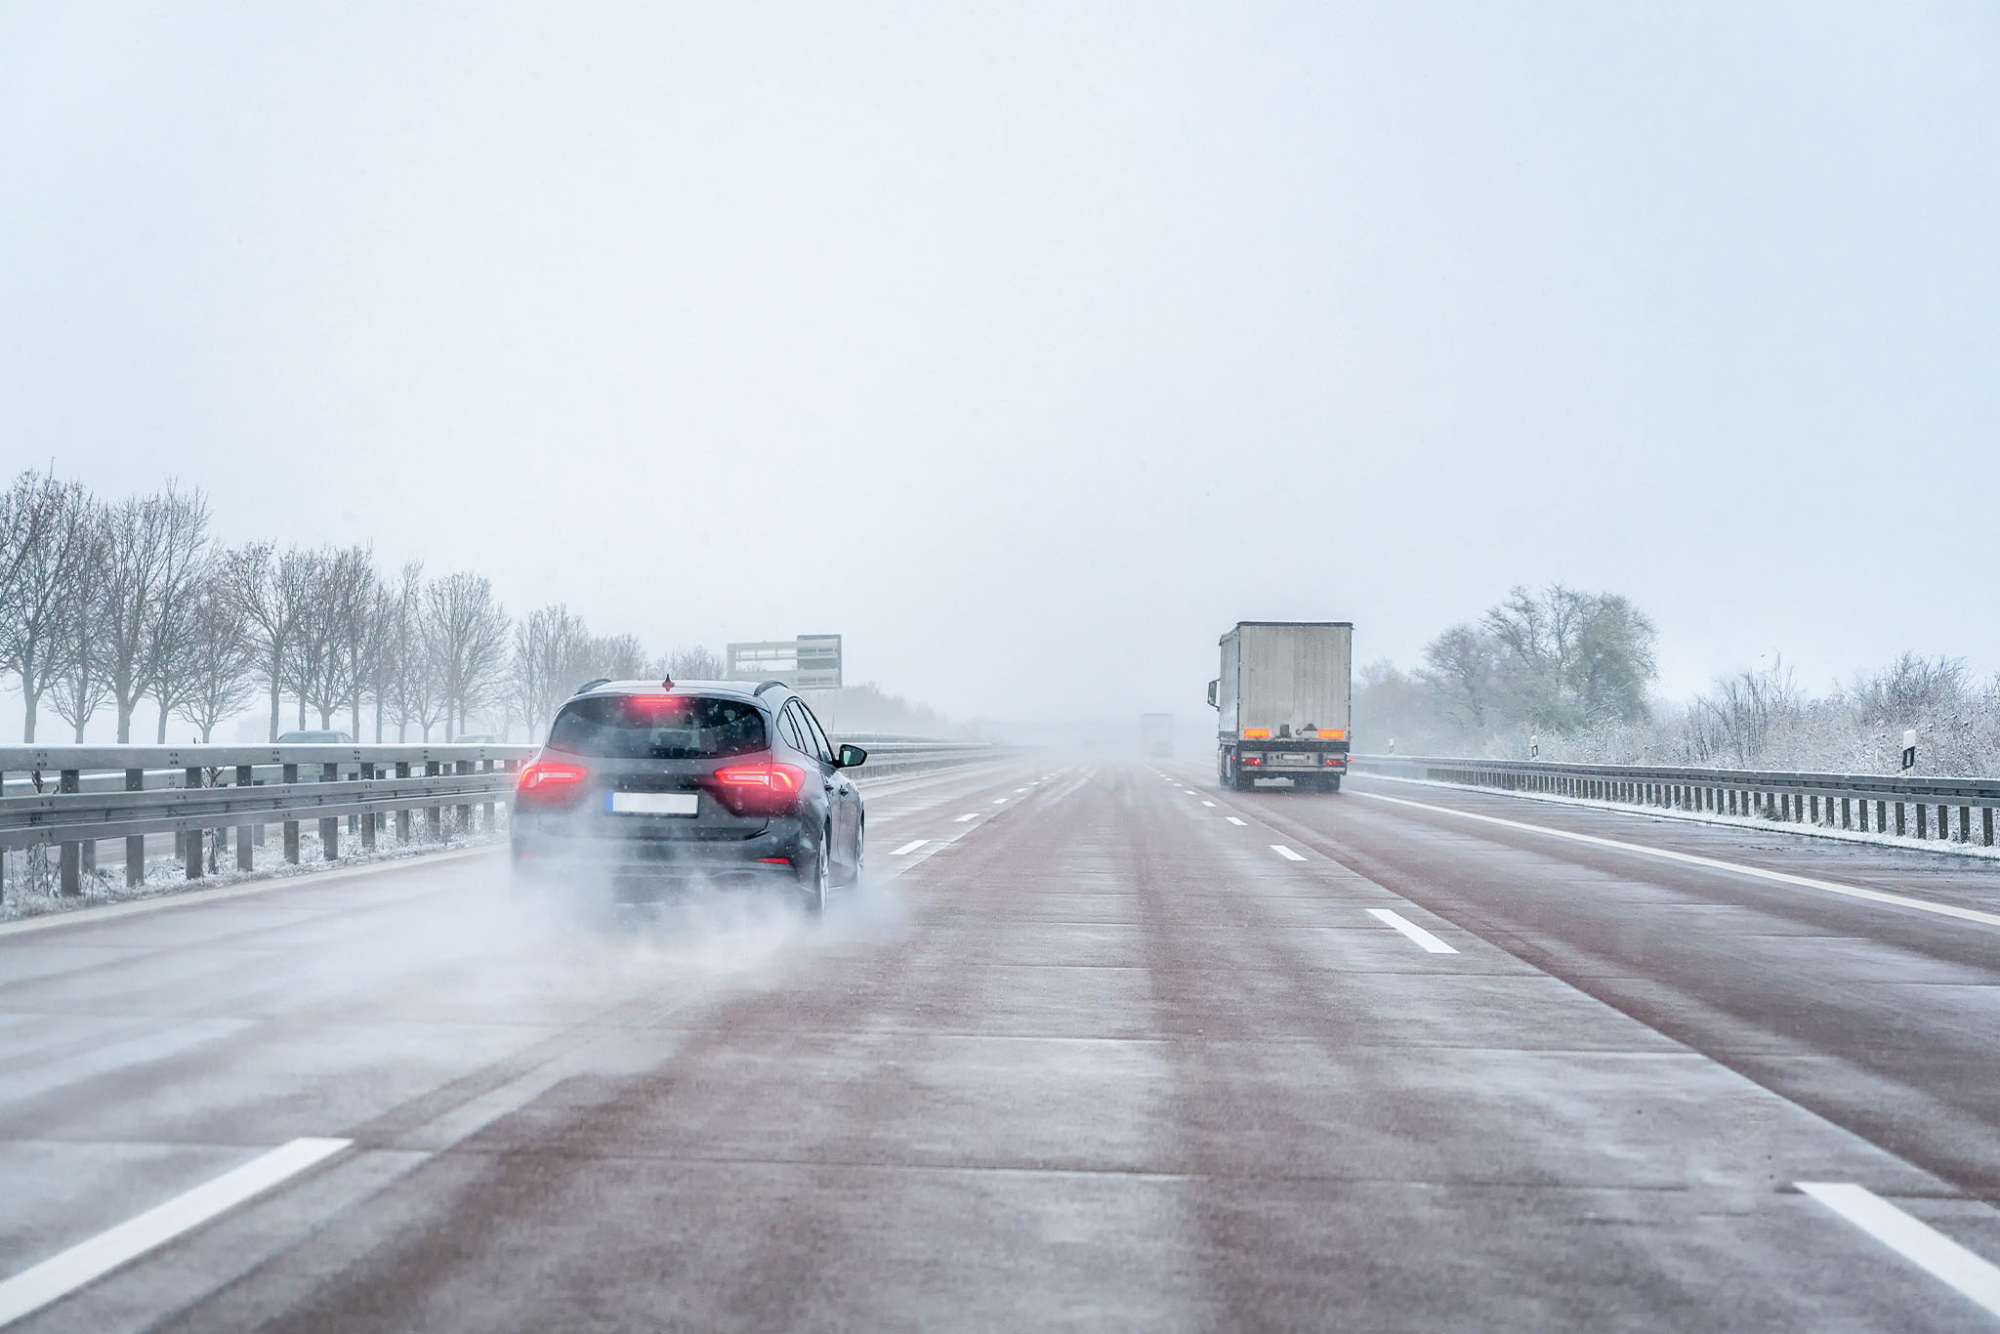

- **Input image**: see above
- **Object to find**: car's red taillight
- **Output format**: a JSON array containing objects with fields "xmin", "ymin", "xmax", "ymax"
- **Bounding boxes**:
[
  {"xmin": 516, "ymin": 760, "xmax": 590, "ymax": 805},
  {"xmin": 709, "ymin": 763, "xmax": 808, "ymax": 816}
]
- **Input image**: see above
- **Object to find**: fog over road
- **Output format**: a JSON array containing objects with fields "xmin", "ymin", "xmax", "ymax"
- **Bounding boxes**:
[{"xmin": 4, "ymin": 760, "xmax": 2000, "ymax": 1330}]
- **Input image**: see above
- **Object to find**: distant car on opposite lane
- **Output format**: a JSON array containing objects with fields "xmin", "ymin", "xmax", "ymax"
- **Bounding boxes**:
[{"xmin": 276, "ymin": 730, "xmax": 354, "ymax": 744}]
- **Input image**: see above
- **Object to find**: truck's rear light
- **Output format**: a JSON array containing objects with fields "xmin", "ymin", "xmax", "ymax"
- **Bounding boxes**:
[
  {"xmin": 1242, "ymin": 728, "xmax": 1271, "ymax": 739},
  {"xmin": 1243, "ymin": 755, "xmax": 1262, "ymax": 766},
  {"xmin": 1325, "ymin": 755, "xmax": 1345, "ymax": 766}
]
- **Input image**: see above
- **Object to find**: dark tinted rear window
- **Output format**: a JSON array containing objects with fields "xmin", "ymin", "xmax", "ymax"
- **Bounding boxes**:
[{"xmin": 546, "ymin": 695, "xmax": 767, "ymax": 759}]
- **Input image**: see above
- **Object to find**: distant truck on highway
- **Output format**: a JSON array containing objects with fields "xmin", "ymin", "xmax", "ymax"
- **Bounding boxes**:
[
  {"xmin": 1140, "ymin": 713, "xmax": 1174, "ymax": 758},
  {"xmin": 1206, "ymin": 621, "xmax": 1352, "ymax": 792}
]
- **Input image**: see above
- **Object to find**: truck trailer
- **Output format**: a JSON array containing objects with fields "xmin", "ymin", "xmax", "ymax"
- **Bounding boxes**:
[{"xmin": 1206, "ymin": 621, "xmax": 1353, "ymax": 792}]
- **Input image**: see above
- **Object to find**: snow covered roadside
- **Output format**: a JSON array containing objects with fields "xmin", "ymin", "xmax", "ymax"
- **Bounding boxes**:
[
  {"xmin": 0, "ymin": 825, "xmax": 507, "ymax": 924},
  {"xmin": 1355, "ymin": 771, "xmax": 2000, "ymax": 863}
]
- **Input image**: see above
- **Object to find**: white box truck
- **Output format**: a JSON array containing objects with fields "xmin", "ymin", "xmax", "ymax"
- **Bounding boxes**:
[{"xmin": 1206, "ymin": 622, "xmax": 1353, "ymax": 792}]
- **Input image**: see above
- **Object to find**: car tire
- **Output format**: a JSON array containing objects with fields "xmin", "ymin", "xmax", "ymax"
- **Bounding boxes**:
[
  {"xmin": 799, "ymin": 828, "xmax": 830, "ymax": 916},
  {"xmin": 848, "ymin": 816, "xmax": 865, "ymax": 886}
]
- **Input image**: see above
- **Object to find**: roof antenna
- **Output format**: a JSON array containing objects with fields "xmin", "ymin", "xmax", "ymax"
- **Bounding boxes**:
[{"xmin": 660, "ymin": 673, "xmax": 674, "ymax": 689}]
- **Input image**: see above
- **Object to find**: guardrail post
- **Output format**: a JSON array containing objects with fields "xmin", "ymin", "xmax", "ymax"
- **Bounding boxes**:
[
  {"xmin": 396, "ymin": 762, "xmax": 411, "ymax": 842},
  {"xmin": 425, "ymin": 761, "xmax": 442, "ymax": 841},
  {"xmin": 455, "ymin": 760, "xmax": 472, "ymax": 836},
  {"xmin": 125, "ymin": 768, "xmax": 145, "ymax": 886},
  {"xmin": 236, "ymin": 765, "xmax": 254, "ymax": 870},
  {"xmin": 283, "ymin": 764, "xmax": 300, "ymax": 863},
  {"xmin": 360, "ymin": 763, "xmax": 377, "ymax": 851},
  {"xmin": 320, "ymin": 762, "xmax": 339, "ymax": 860},
  {"xmin": 1840, "ymin": 797, "xmax": 1851, "ymax": 830},
  {"xmin": 58, "ymin": 768, "xmax": 82, "ymax": 895},
  {"xmin": 184, "ymin": 766, "xmax": 203, "ymax": 879},
  {"xmin": 1985, "ymin": 807, "xmax": 1994, "ymax": 848},
  {"xmin": 481, "ymin": 760, "xmax": 496, "ymax": 831},
  {"xmin": 1915, "ymin": 803, "xmax": 1927, "ymax": 839}
]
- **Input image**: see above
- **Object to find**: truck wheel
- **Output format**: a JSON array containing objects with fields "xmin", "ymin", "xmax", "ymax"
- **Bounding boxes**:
[
  {"xmin": 1326, "ymin": 776, "xmax": 1342, "ymax": 793},
  {"xmin": 1232, "ymin": 766, "xmax": 1254, "ymax": 793}
]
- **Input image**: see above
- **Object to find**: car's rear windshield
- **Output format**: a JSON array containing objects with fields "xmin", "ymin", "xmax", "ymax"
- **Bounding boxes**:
[{"xmin": 545, "ymin": 695, "xmax": 767, "ymax": 759}]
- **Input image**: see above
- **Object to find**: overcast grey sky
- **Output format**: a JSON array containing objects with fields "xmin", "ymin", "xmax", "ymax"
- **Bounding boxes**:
[{"xmin": 4, "ymin": 2, "xmax": 1996, "ymax": 726}]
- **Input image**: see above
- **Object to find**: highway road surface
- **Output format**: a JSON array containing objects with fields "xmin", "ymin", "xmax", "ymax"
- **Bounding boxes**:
[{"xmin": 3, "ymin": 757, "xmax": 2000, "ymax": 1330}]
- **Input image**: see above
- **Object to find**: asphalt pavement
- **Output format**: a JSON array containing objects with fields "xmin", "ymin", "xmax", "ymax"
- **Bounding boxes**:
[{"xmin": 2, "ymin": 756, "xmax": 1999, "ymax": 1330}]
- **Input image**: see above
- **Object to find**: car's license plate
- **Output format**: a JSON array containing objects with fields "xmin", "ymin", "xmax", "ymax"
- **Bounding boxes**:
[{"xmin": 606, "ymin": 791, "xmax": 698, "ymax": 816}]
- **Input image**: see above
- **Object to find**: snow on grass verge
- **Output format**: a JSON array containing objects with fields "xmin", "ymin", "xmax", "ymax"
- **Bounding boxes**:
[
  {"xmin": 0, "ymin": 823, "xmax": 507, "ymax": 923},
  {"xmin": 1356, "ymin": 772, "xmax": 2000, "ymax": 863}
]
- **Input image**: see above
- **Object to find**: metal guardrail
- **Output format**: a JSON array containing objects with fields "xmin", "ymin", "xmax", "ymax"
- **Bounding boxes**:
[
  {"xmin": 0, "ymin": 737, "xmax": 997, "ymax": 897},
  {"xmin": 1353, "ymin": 754, "xmax": 2000, "ymax": 847},
  {"xmin": 0, "ymin": 744, "xmax": 537, "ymax": 895}
]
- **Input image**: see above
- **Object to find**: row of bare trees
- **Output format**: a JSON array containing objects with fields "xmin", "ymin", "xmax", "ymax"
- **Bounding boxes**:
[{"xmin": 1, "ymin": 471, "xmax": 719, "ymax": 745}]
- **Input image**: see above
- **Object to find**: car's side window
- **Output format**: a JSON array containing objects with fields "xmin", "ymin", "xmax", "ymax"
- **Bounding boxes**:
[
  {"xmin": 776, "ymin": 705, "xmax": 808, "ymax": 754},
  {"xmin": 797, "ymin": 703, "xmax": 836, "ymax": 765}
]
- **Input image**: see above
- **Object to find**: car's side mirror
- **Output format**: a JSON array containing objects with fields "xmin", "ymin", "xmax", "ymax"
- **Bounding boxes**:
[
  {"xmin": 1206, "ymin": 679, "xmax": 1219, "ymax": 708},
  {"xmin": 836, "ymin": 743, "xmax": 868, "ymax": 769}
]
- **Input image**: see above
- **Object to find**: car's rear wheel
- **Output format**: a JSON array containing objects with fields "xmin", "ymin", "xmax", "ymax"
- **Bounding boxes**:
[
  {"xmin": 847, "ymin": 816, "xmax": 865, "ymax": 886},
  {"xmin": 799, "ymin": 827, "xmax": 830, "ymax": 916}
]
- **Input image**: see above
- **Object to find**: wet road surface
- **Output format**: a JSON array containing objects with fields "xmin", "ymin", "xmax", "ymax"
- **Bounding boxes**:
[{"xmin": 3, "ymin": 758, "xmax": 1999, "ymax": 1330}]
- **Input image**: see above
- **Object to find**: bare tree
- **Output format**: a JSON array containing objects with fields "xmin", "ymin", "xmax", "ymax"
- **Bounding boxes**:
[
  {"xmin": 82, "ymin": 484, "xmax": 216, "ymax": 743},
  {"xmin": 332, "ymin": 550, "xmax": 385, "ymax": 740},
  {"xmin": 0, "ymin": 472, "xmax": 94, "ymax": 742},
  {"xmin": 663, "ymin": 645, "xmax": 725, "ymax": 680},
  {"xmin": 171, "ymin": 570, "xmax": 258, "ymax": 742},
  {"xmin": 380, "ymin": 562, "xmax": 429, "ymax": 741},
  {"xmin": 423, "ymin": 572, "xmax": 509, "ymax": 740},
  {"xmin": 511, "ymin": 604, "xmax": 595, "ymax": 739},
  {"xmin": 139, "ymin": 486, "xmax": 214, "ymax": 742},
  {"xmin": 230, "ymin": 543, "xmax": 319, "ymax": 741},
  {"xmin": 49, "ymin": 498, "xmax": 113, "ymax": 742},
  {"xmin": 586, "ymin": 632, "xmax": 648, "ymax": 681},
  {"xmin": 290, "ymin": 547, "xmax": 375, "ymax": 730}
]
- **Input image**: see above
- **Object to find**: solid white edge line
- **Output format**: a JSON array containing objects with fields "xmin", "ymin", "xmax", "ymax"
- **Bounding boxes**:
[
  {"xmin": 0, "ymin": 1137, "xmax": 352, "ymax": 1327},
  {"xmin": 1225, "ymin": 817, "xmax": 1247, "ymax": 826},
  {"xmin": 1366, "ymin": 907, "xmax": 1459, "ymax": 954},
  {"xmin": 888, "ymin": 840, "xmax": 927, "ymax": 856},
  {"xmin": 1355, "ymin": 791, "xmax": 2000, "ymax": 929},
  {"xmin": 1270, "ymin": 844, "xmax": 1306, "ymax": 862},
  {"xmin": 0, "ymin": 846, "xmax": 501, "ymax": 940},
  {"xmin": 1797, "ymin": 1182, "xmax": 2000, "ymax": 1316}
]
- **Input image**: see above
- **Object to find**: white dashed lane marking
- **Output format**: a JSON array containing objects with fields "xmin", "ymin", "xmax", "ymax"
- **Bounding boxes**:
[
  {"xmin": 1797, "ymin": 1183, "xmax": 2000, "ymax": 1317},
  {"xmin": 1270, "ymin": 845, "xmax": 1306, "ymax": 862},
  {"xmin": 1356, "ymin": 790, "xmax": 2000, "ymax": 929},
  {"xmin": 889, "ymin": 840, "xmax": 927, "ymax": 856},
  {"xmin": 0, "ymin": 1137, "xmax": 352, "ymax": 1327},
  {"xmin": 1366, "ymin": 908, "xmax": 1458, "ymax": 954}
]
